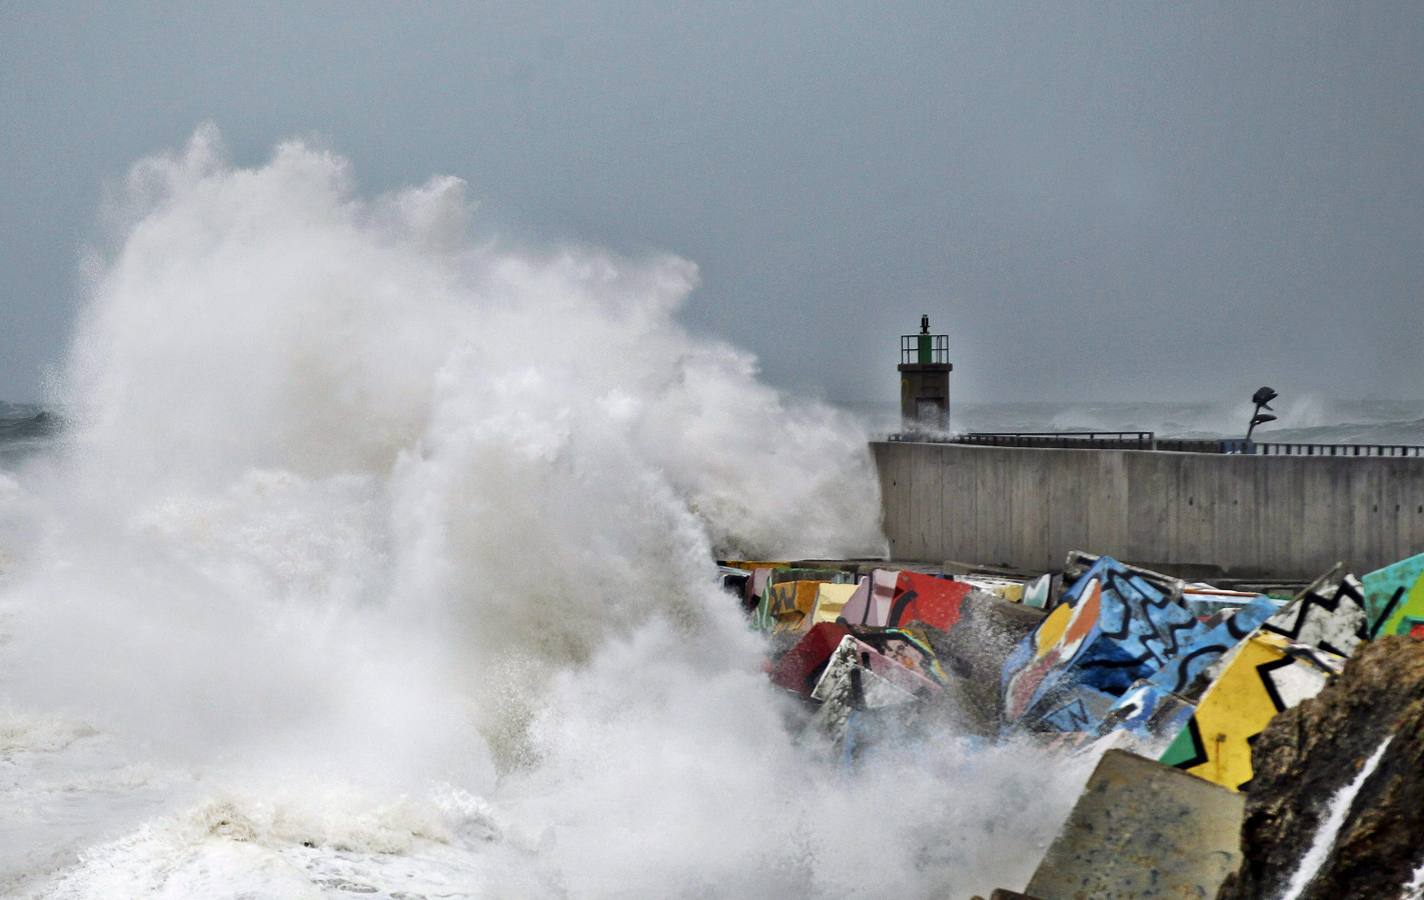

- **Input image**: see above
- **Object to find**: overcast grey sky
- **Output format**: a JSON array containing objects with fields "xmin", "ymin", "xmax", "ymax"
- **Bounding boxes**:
[{"xmin": 2, "ymin": 2, "xmax": 1422, "ymax": 405}]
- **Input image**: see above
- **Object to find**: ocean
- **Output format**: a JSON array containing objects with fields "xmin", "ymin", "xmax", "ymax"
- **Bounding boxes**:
[{"xmin": 2, "ymin": 127, "xmax": 1419, "ymax": 898}]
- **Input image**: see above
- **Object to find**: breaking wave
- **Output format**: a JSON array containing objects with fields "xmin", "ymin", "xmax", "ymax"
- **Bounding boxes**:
[{"xmin": 0, "ymin": 128, "xmax": 1091, "ymax": 898}]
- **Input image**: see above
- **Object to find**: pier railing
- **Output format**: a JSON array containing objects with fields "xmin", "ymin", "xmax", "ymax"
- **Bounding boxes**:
[
  {"xmin": 1246, "ymin": 441, "xmax": 1424, "ymax": 458},
  {"xmin": 897, "ymin": 431, "xmax": 1424, "ymax": 458},
  {"xmin": 957, "ymin": 431, "xmax": 1155, "ymax": 450}
]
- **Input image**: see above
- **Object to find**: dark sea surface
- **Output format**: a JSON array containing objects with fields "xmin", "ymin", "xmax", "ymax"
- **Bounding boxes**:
[{"xmin": 0, "ymin": 402, "xmax": 60, "ymax": 468}]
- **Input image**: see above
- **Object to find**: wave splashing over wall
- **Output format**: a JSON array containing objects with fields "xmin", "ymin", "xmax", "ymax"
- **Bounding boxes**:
[{"xmin": 0, "ymin": 128, "xmax": 1087, "ymax": 898}]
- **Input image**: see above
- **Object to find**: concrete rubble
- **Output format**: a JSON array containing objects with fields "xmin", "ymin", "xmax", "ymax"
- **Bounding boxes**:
[{"xmin": 724, "ymin": 547, "xmax": 1424, "ymax": 899}]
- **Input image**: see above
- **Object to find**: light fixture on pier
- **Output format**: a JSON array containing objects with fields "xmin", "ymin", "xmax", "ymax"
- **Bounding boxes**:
[{"xmin": 1246, "ymin": 386, "xmax": 1278, "ymax": 441}]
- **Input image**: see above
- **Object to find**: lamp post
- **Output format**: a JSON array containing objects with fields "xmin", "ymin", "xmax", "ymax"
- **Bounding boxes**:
[{"xmin": 1246, "ymin": 386, "xmax": 1278, "ymax": 441}]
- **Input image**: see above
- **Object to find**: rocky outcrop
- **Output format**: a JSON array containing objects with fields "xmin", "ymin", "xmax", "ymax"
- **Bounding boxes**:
[{"xmin": 1217, "ymin": 635, "xmax": 1424, "ymax": 899}]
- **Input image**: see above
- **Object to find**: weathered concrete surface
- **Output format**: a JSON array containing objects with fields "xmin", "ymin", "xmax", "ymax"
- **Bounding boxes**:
[
  {"xmin": 1216, "ymin": 636, "xmax": 1424, "ymax": 900},
  {"xmin": 872, "ymin": 440, "xmax": 1424, "ymax": 580},
  {"xmin": 1025, "ymin": 749, "xmax": 1244, "ymax": 900}
]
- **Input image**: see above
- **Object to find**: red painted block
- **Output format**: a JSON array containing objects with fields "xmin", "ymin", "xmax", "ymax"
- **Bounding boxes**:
[
  {"xmin": 767, "ymin": 622, "xmax": 850, "ymax": 695},
  {"xmin": 887, "ymin": 572, "xmax": 971, "ymax": 632}
]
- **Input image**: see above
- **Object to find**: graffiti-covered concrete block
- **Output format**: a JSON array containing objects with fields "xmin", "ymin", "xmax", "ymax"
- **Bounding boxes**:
[
  {"xmin": 753, "ymin": 568, "xmax": 862, "ymax": 632},
  {"xmin": 1022, "ymin": 573, "xmax": 1053, "ymax": 609},
  {"xmin": 1034, "ymin": 685, "xmax": 1119, "ymax": 733},
  {"xmin": 883, "ymin": 571, "xmax": 971, "ymax": 631},
  {"xmin": 809, "ymin": 582, "xmax": 858, "ymax": 627},
  {"xmin": 810, "ymin": 635, "xmax": 942, "ymax": 703},
  {"xmin": 961, "ymin": 576, "xmax": 1025, "ymax": 603},
  {"xmin": 1159, "ymin": 632, "xmax": 1343, "ymax": 791},
  {"xmin": 768, "ymin": 567, "xmax": 859, "ymax": 586},
  {"xmin": 755, "ymin": 580, "xmax": 821, "ymax": 633},
  {"xmin": 1144, "ymin": 571, "xmax": 1369, "ymax": 731},
  {"xmin": 1093, "ymin": 681, "xmax": 1196, "ymax": 754},
  {"xmin": 1025, "ymin": 749, "xmax": 1244, "ymax": 900},
  {"xmin": 1363, "ymin": 551, "xmax": 1424, "ymax": 639},
  {"xmin": 719, "ymin": 559, "xmax": 790, "ymax": 571},
  {"xmin": 717, "ymin": 565, "xmax": 750, "ymax": 600},
  {"xmin": 1256, "ymin": 568, "xmax": 1368, "ymax": 658},
  {"xmin": 802, "ymin": 635, "xmax": 938, "ymax": 756},
  {"xmin": 1062, "ymin": 550, "xmax": 1185, "ymax": 601},
  {"xmin": 851, "ymin": 627, "xmax": 949, "ymax": 686},
  {"xmin": 1143, "ymin": 595, "xmax": 1280, "ymax": 698},
  {"xmin": 1180, "ymin": 586, "xmax": 1279, "ymax": 619},
  {"xmin": 804, "ymin": 671, "xmax": 918, "ymax": 750},
  {"xmin": 766, "ymin": 622, "xmax": 947, "ymax": 696},
  {"xmin": 1066, "ymin": 598, "xmax": 1279, "ymax": 740},
  {"xmin": 1001, "ymin": 556, "xmax": 1208, "ymax": 730},
  {"xmin": 767, "ymin": 622, "xmax": 849, "ymax": 695},
  {"xmin": 723, "ymin": 561, "xmax": 789, "ymax": 609},
  {"xmin": 838, "ymin": 568, "xmax": 899, "ymax": 627}
]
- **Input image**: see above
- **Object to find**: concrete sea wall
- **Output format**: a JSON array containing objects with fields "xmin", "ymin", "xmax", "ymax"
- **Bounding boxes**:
[{"xmin": 872, "ymin": 440, "xmax": 1424, "ymax": 579}]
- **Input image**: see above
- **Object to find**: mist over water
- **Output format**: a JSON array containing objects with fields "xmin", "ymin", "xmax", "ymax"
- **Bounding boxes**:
[{"xmin": 0, "ymin": 129, "xmax": 1092, "ymax": 897}]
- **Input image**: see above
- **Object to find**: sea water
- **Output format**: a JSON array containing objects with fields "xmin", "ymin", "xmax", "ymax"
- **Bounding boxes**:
[{"xmin": 0, "ymin": 128, "xmax": 1104, "ymax": 899}]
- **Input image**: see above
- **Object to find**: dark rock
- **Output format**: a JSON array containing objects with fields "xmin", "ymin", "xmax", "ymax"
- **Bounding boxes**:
[{"xmin": 1217, "ymin": 635, "xmax": 1424, "ymax": 900}]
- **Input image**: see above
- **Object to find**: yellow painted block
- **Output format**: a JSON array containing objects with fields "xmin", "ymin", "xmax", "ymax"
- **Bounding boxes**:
[
  {"xmin": 964, "ymin": 577, "xmax": 1026, "ymax": 603},
  {"xmin": 811, "ymin": 583, "xmax": 859, "ymax": 625},
  {"xmin": 722, "ymin": 560, "xmax": 791, "ymax": 571},
  {"xmin": 1380, "ymin": 572, "xmax": 1424, "ymax": 637},
  {"xmin": 764, "ymin": 581, "xmax": 822, "ymax": 633},
  {"xmin": 1035, "ymin": 594, "xmax": 1077, "ymax": 658},
  {"xmin": 1164, "ymin": 633, "xmax": 1335, "ymax": 791}
]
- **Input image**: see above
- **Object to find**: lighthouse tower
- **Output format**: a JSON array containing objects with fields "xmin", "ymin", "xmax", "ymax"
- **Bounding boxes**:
[{"xmin": 898, "ymin": 314, "xmax": 952, "ymax": 434}]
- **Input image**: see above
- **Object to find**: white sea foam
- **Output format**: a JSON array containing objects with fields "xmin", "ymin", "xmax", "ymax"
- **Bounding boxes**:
[
  {"xmin": 1404, "ymin": 856, "xmax": 1424, "ymax": 899},
  {"xmin": 0, "ymin": 127, "xmax": 1094, "ymax": 897}
]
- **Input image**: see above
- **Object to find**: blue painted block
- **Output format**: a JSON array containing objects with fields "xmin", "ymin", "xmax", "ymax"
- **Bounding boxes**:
[
  {"xmin": 1037, "ymin": 685, "xmax": 1119, "ymax": 733},
  {"xmin": 1094, "ymin": 681, "xmax": 1196, "ymax": 744},
  {"xmin": 1141, "ymin": 596, "xmax": 1280, "ymax": 697},
  {"xmin": 1002, "ymin": 556, "xmax": 1211, "ymax": 731}
]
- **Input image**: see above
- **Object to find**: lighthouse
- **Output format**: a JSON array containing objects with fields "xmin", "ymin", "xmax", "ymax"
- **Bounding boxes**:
[{"xmin": 898, "ymin": 314, "xmax": 951, "ymax": 433}]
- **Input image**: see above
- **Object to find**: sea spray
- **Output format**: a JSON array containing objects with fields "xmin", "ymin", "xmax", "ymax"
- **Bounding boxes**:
[{"xmin": 1, "ymin": 127, "xmax": 1092, "ymax": 897}]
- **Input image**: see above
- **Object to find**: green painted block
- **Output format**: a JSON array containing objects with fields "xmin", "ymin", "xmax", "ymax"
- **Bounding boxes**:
[
  {"xmin": 1363, "ymin": 552, "xmax": 1424, "ymax": 638},
  {"xmin": 1159, "ymin": 719, "xmax": 1200, "ymax": 769}
]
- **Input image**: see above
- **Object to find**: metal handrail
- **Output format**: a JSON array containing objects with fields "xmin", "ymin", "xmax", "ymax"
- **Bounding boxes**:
[
  {"xmin": 1250, "ymin": 442, "xmax": 1424, "ymax": 458},
  {"xmin": 963, "ymin": 431, "xmax": 1153, "ymax": 440},
  {"xmin": 922, "ymin": 432, "xmax": 1424, "ymax": 458}
]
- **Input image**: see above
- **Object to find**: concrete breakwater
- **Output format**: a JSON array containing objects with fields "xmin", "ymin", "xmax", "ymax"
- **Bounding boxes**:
[
  {"xmin": 873, "ymin": 439, "xmax": 1424, "ymax": 579},
  {"xmin": 731, "ymin": 548, "xmax": 1424, "ymax": 898}
]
